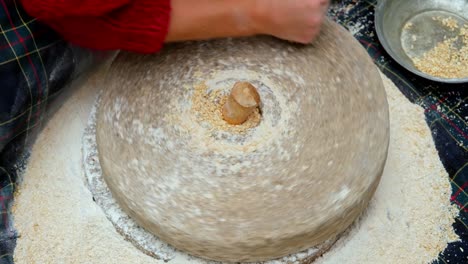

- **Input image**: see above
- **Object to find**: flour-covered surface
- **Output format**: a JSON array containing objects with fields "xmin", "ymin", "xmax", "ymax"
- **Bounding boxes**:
[
  {"xmin": 12, "ymin": 63, "xmax": 458, "ymax": 263},
  {"xmin": 82, "ymin": 74, "xmax": 458, "ymax": 264},
  {"xmin": 4, "ymin": 1, "xmax": 468, "ymax": 263},
  {"xmin": 328, "ymin": 1, "xmax": 468, "ymax": 263},
  {"xmin": 314, "ymin": 74, "xmax": 459, "ymax": 263},
  {"xmin": 92, "ymin": 20, "xmax": 389, "ymax": 262},
  {"xmin": 82, "ymin": 97, "xmax": 335, "ymax": 264}
]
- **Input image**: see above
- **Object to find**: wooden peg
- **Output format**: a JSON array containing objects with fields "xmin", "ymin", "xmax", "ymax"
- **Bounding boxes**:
[{"xmin": 222, "ymin": 82, "xmax": 261, "ymax": 125}]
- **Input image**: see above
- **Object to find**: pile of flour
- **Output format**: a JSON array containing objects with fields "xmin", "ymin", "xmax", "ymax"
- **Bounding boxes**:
[{"xmin": 12, "ymin": 64, "xmax": 458, "ymax": 264}]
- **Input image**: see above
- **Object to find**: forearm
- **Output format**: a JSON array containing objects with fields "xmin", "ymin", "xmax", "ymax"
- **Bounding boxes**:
[
  {"xmin": 20, "ymin": 0, "xmax": 327, "ymax": 53},
  {"xmin": 166, "ymin": 0, "xmax": 261, "ymax": 42},
  {"xmin": 32, "ymin": 0, "xmax": 171, "ymax": 53}
]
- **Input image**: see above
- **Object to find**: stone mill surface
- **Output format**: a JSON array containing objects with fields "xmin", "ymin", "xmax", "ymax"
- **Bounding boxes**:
[{"xmin": 95, "ymin": 19, "xmax": 390, "ymax": 262}]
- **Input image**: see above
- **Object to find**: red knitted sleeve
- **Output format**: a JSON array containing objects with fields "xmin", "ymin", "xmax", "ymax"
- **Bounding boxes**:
[
  {"xmin": 20, "ymin": 0, "xmax": 131, "ymax": 19},
  {"xmin": 21, "ymin": 0, "xmax": 171, "ymax": 53}
]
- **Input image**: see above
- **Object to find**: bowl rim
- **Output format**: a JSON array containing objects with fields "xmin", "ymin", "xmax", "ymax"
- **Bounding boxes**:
[{"xmin": 374, "ymin": 0, "xmax": 468, "ymax": 84}]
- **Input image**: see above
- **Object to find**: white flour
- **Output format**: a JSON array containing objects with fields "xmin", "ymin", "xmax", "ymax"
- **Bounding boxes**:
[
  {"xmin": 12, "ymin": 64, "xmax": 458, "ymax": 263},
  {"xmin": 315, "ymin": 75, "xmax": 459, "ymax": 263}
]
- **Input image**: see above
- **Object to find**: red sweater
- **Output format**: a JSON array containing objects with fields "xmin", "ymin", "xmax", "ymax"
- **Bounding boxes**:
[{"xmin": 20, "ymin": 0, "xmax": 171, "ymax": 53}]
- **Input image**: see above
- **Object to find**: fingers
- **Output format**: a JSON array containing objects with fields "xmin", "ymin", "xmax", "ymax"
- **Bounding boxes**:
[
  {"xmin": 296, "ymin": 26, "xmax": 321, "ymax": 44},
  {"xmin": 319, "ymin": 0, "xmax": 329, "ymax": 7},
  {"xmin": 308, "ymin": 0, "xmax": 330, "ymax": 13},
  {"xmin": 305, "ymin": 0, "xmax": 329, "ymax": 43},
  {"xmin": 258, "ymin": 0, "xmax": 329, "ymax": 44}
]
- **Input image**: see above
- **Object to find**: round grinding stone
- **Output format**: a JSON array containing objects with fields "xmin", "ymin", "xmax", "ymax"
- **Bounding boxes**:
[{"xmin": 95, "ymin": 19, "xmax": 390, "ymax": 262}]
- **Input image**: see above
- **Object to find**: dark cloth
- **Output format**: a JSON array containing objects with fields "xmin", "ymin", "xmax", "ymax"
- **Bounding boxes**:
[{"xmin": 0, "ymin": 1, "xmax": 94, "ymax": 263}]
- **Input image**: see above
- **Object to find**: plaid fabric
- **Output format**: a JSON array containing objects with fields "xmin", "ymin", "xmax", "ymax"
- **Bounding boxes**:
[
  {"xmin": 328, "ymin": 1, "xmax": 468, "ymax": 263},
  {"xmin": 0, "ymin": 0, "xmax": 91, "ymax": 263}
]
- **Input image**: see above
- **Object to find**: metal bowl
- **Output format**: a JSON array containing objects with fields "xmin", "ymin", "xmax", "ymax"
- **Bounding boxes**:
[{"xmin": 375, "ymin": 0, "xmax": 468, "ymax": 83}]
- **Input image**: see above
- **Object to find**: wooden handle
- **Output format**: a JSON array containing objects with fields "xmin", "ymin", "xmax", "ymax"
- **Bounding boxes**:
[{"xmin": 222, "ymin": 82, "xmax": 261, "ymax": 125}]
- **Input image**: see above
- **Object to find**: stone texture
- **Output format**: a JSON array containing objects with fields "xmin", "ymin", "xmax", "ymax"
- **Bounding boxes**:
[{"xmin": 95, "ymin": 19, "xmax": 390, "ymax": 262}]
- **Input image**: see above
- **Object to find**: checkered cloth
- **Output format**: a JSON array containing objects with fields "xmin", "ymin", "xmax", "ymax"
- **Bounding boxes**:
[
  {"xmin": 0, "ymin": 0, "xmax": 466, "ymax": 263},
  {"xmin": 0, "ymin": 0, "xmax": 94, "ymax": 263}
]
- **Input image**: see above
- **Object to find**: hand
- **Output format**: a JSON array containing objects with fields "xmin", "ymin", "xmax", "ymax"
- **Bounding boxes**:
[
  {"xmin": 166, "ymin": 0, "xmax": 329, "ymax": 44},
  {"xmin": 254, "ymin": 0, "xmax": 330, "ymax": 43}
]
